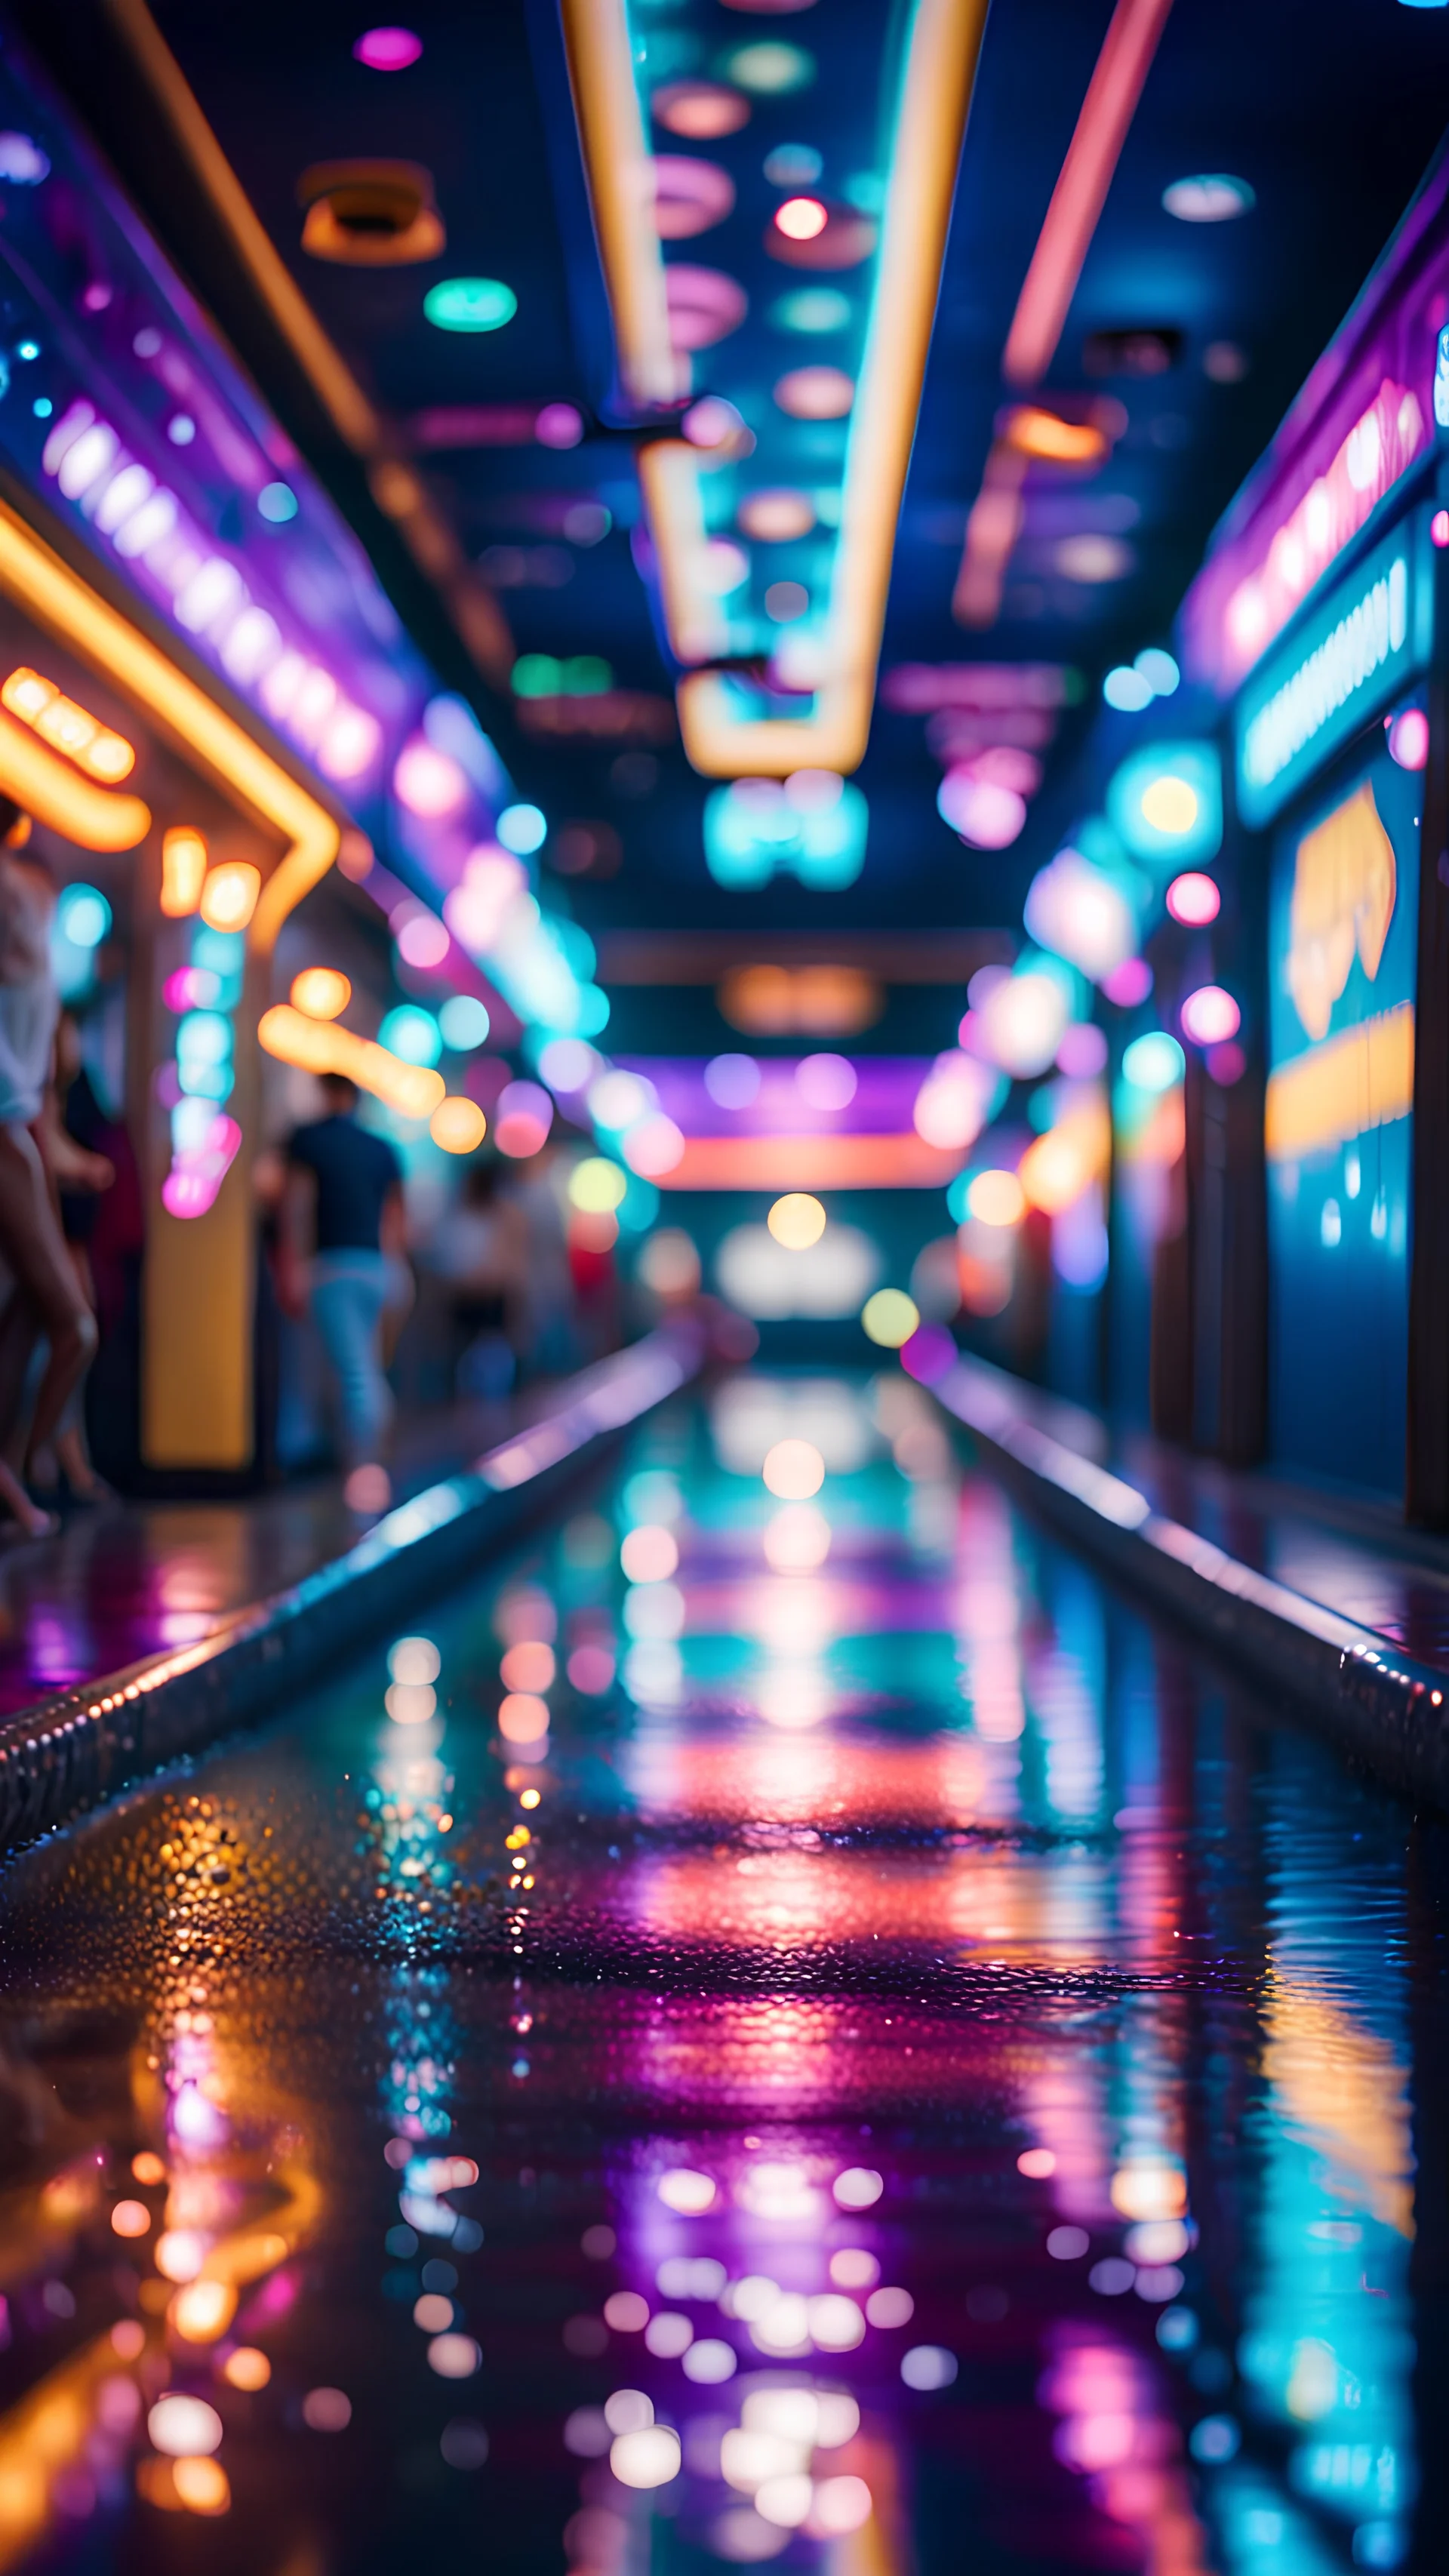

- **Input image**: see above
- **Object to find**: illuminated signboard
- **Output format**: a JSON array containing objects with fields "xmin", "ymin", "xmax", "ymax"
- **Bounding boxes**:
[
  {"xmin": 1264, "ymin": 740, "xmax": 1420, "ymax": 1494},
  {"xmin": 1235, "ymin": 517, "xmax": 1434, "ymax": 826}
]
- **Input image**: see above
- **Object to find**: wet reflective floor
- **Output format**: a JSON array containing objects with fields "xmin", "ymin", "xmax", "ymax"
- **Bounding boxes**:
[{"xmin": 0, "ymin": 1370, "xmax": 1442, "ymax": 2576}]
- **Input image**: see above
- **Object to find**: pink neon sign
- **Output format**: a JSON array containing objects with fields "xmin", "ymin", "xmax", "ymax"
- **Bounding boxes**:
[
  {"xmin": 1220, "ymin": 379, "xmax": 1426, "ymax": 688},
  {"xmin": 162, "ymin": 1112, "xmax": 242, "ymax": 1220}
]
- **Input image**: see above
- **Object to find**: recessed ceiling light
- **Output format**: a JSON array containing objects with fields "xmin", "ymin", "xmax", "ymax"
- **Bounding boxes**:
[
  {"xmin": 769, "ymin": 288, "xmax": 852, "ymax": 334},
  {"xmin": 774, "ymin": 365, "xmax": 854, "ymax": 419},
  {"xmin": 651, "ymin": 155, "xmax": 736, "ymax": 240},
  {"xmin": 1055, "ymin": 533, "xmax": 1134, "ymax": 583},
  {"xmin": 1103, "ymin": 665, "xmax": 1152, "ymax": 712},
  {"xmin": 774, "ymin": 196, "xmax": 828, "ymax": 242},
  {"xmin": 1161, "ymin": 174, "xmax": 1254, "ymax": 223},
  {"xmin": 738, "ymin": 489, "xmax": 815, "ymax": 540},
  {"xmin": 353, "ymin": 26, "xmax": 423, "ymax": 72},
  {"xmin": 764, "ymin": 144, "xmax": 823, "ymax": 187},
  {"xmin": 423, "ymin": 277, "xmax": 517, "ymax": 332},
  {"xmin": 1134, "ymin": 647, "xmax": 1180, "ymax": 695},
  {"xmin": 652, "ymin": 81, "xmax": 751, "ymax": 139},
  {"xmin": 720, "ymin": 41, "xmax": 815, "ymax": 92}
]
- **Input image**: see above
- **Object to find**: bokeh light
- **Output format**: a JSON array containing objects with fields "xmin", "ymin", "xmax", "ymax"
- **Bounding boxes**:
[{"xmin": 768, "ymin": 1193, "xmax": 826, "ymax": 1248}]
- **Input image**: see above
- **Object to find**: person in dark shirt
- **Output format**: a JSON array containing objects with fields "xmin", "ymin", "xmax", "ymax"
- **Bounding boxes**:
[{"xmin": 279, "ymin": 1074, "xmax": 406, "ymax": 1503}]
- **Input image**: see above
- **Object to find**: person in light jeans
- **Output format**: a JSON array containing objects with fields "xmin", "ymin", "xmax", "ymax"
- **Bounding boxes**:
[{"xmin": 279, "ymin": 1073, "xmax": 407, "ymax": 1508}]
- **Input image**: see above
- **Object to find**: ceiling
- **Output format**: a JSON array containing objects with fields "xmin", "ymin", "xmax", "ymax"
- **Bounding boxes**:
[{"xmin": 20, "ymin": 0, "xmax": 1449, "ymax": 1047}]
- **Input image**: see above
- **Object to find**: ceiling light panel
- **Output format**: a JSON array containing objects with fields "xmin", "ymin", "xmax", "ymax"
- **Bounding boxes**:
[{"xmin": 559, "ymin": 0, "xmax": 990, "ymax": 776}]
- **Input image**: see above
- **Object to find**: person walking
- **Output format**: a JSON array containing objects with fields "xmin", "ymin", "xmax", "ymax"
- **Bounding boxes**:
[
  {"xmin": 0, "ymin": 830, "xmax": 102, "ymax": 1538},
  {"xmin": 279, "ymin": 1072, "xmax": 407, "ymax": 1510}
]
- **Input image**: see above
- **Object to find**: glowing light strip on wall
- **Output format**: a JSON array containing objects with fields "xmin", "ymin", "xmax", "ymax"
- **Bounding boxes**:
[
  {"xmin": 561, "ymin": 0, "xmax": 990, "ymax": 778},
  {"xmin": 1265, "ymin": 1002, "xmax": 1414, "ymax": 1162},
  {"xmin": 41, "ymin": 401, "xmax": 383, "ymax": 790},
  {"xmin": 1235, "ymin": 522, "xmax": 1431, "ymax": 826},
  {"xmin": 1220, "ymin": 380, "xmax": 1426, "ymax": 688},
  {"xmin": 658, "ymin": 1132, "xmax": 968, "ymax": 1190},
  {"xmin": 0, "ymin": 706, "xmax": 150, "ymax": 848},
  {"xmin": 0, "ymin": 499, "xmax": 340, "ymax": 951}
]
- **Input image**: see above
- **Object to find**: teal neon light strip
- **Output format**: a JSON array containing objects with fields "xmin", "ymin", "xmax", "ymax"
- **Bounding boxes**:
[{"xmin": 1235, "ymin": 516, "xmax": 1435, "ymax": 826}]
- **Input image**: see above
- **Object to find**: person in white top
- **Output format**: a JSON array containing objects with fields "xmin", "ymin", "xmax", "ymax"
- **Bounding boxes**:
[{"xmin": 0, "ymin": 823, "xmax": 103, "ymax": 1538}]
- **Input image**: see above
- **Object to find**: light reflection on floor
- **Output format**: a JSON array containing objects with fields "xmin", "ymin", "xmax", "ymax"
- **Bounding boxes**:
[{"xmin": 0, "ymin": 1370, "xmax": 1435, "ymax": 2574}]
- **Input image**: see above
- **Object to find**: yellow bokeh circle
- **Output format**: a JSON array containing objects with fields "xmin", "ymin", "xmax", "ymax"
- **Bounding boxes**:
[
  {"xmin": 569, "ymin": 1156, "xmax": 629, "ymax": 1213},
  {"xmin": 429, "ymin": 1097, "xmax": 488, "ymax": 1154},
  {"xmin": 768, "ymin": 1192, "xmax": 826, "ymax": 1249},
  {"xmin": 861, "ymin": 1288, "xmax": 920, "ymax": 1349}
]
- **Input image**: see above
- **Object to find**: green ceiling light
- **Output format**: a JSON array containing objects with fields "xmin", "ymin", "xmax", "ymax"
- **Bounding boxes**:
[
  {"xmin": 423, "ymin": 276, "xmax": 516, "ymax": 332},
  {"xmin": 719, "ymin": 42, "xmax": 814, "ymax": 93}
]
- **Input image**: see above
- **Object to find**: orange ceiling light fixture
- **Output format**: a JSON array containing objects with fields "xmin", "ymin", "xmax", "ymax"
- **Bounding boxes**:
[
  {"xmin": 2, "ymin": 666, "xmax": 136, "ymax": 781},
  {"xmin": 0, "ymin": 703, "xmax": 150, "ymax": 850},
  {"xmin": 1002, "ymin": 0, "xmax": 1175, "ymax": 389},
  {"xmin": 291, "ymin": 966, "xmax": 352, "ymax": 1020},
  {"xmin": 258, "ymin": 1005, "xmax": 445, "ymax": 1120},
  {"xmin": 161, "ymin": 826, "xmax": 208, "ymax": 915},
  {"xmin": 1001, "ymin": 405, "xmax": 1111, "ymax": 466},
  {"xmin": 0, "ymin": 499, "xmax": 338, "ymax": 949},
  {"xmin": 561, "ymin": 0, "xmax": 991, "ymax": 777},
  {"xmin": 199, "ymin": 860, "xmax": 262, "ymax": 931}
]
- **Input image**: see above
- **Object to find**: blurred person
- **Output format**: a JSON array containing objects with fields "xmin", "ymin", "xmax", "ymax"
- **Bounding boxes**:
[
  {"xmin": 0, "ymin": 829, "xmax": 102, "ymax": 1539},
  {"xmin": 428, "ymin": 1159, "xmax": 527, "ymax": 1402},
  {"xmin": 278, "ymin": 1072, "xmax": 406, "ymax": 1509},
  {"xmin": 31, "ymin": 1008, "xmax": 132, "ymax": 1502},
  {"xmin": 503, "ymin": 1144, "xmax": 577, "ymax": 1377}
]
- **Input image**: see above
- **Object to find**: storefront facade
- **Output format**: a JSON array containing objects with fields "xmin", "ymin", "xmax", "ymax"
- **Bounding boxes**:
[{"xmin": 1183, "ymin": 147, "xmax": 1449, "ymax": 1513}]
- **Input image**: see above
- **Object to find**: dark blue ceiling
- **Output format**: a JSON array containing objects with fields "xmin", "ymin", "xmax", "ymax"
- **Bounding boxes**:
[{"xmin": 34, "ymin": 0, "xmax": 1449, "ymax": 954}]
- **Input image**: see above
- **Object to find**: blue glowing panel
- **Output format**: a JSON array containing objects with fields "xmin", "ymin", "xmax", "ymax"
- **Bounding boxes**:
[
  {"xmin": 1266, "ymin": 730, "xmax": 1421, "ymax": 1494},
  {"xmin": 1236, "ymin": 517, "xmax": 1435, "ymax": 827}
]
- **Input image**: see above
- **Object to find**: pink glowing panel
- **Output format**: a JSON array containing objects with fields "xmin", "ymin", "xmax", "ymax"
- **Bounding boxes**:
[
  {"xmin": 1180, "ymin": 984, "xmax": 1240, "ymax": 1046},
  {"xmin": 162, "ymin": 966, "xmax": 221, "ymax": 1013},
  {"xmin": 1100, "ymin": 957, "xmax": 1152, "ymax": 1008},
  {"xmin": 795, "ymin": 1054, "xmax": 857, "ymax": 1112},
  {"xmin": 1207, "ymin": 1039, "xmax": 1246, "ymax": 1086},
  {"xmin": 494, "ymin": 1080, "xmax": 555, "ymax": 1160},
  {"xmin": 774, "ymin": 365, "xmax": 854, "ymax": 420},
  {"xmin": 1165, "ymin": 871, "xmax": 1220, "ymax": 925},
  {"xmin": 1057, "ymin": 1022, "xmax": 1109, "ymax": 1077},
  {"xmin": 1388, "ymin": 707, "xmax": 1429, "ymax": 771},
  {"xmin": 938, "ymin": 765, "xmax": 1026, "ymax": 850},
  {"xmin": 664, "ymin": 266, "xmax": 748, "ymax": 352},
  {"xmin": 774, "ymin": 197, "xmax": 827, "ymax": 242},
  {"xmin": 652, "ymin": 156, "xmax": 737, "ymax": 239},
  {"xmin": 900, "ymin": 1322, "xmax": 955, "ymax": 1384},
  {"xmin": 163, "ymin": 1114, "xmax": 242, "ymax": 1220},
  {"xmin": 353, "ymin": 26, "xmax": 423, "ymax": 70},
  {"xmin": 1434, "ymin": 510, "xmax": 1449, "ymax": 550},
  {"xmin": 683, "ymin": 398, "xmax": 747, "ymax": 450},
  {"xmin": 623, "ymin": 1115, "xmax": 687, "ymax": 1177},
  {"xmin": 1219, "ymin": 380, "xmax": 1426, "ymax": 685},
  {"xmin": 957, "ymin": 744, "xmax": 1042, "ymax": 796},
  {"xmin": 393, "ymin": 739, "xmax": 468, "ymax": 818},
  {"xmin": 395, "ymin": 909, "xmax": 451, "ymax": 969},
  {"xmin": 443, "ymin": 848, "xmax": 528, "ymax": 956},
  {"xmin": 535, "ymin": 403, "xmax": 584, "ymax": 449}
]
